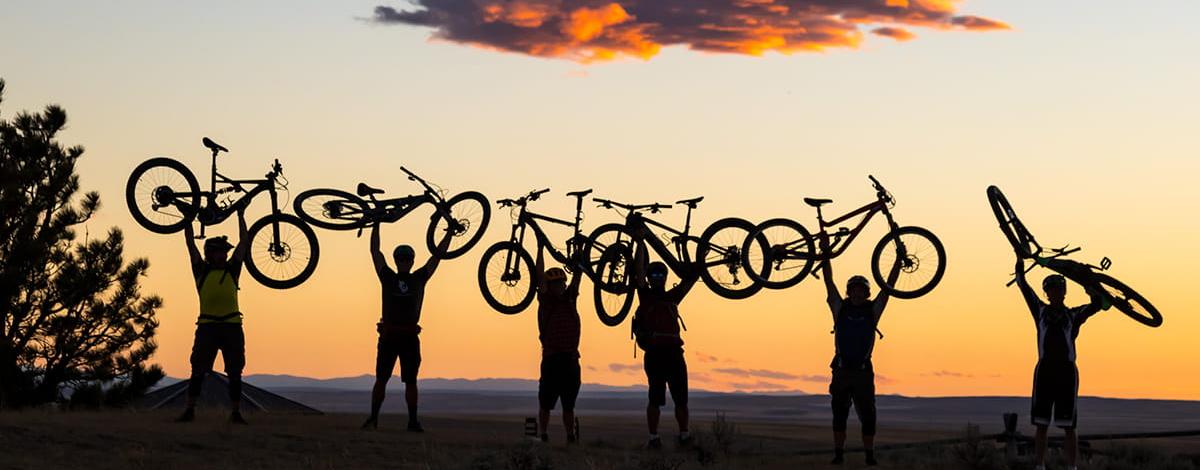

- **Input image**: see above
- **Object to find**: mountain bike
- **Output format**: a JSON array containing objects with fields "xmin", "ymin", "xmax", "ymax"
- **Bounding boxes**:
[
  {"xmin": 741, "ymin": 175, "xmax": 945, "ymax": 299},
  {"xmin": 987, "ymin": 185, "xmax": 1161, "ymax": 327},
  {"xmin": 125, "ymin": 137, "xmax": 319, "ymax": 289},
  {"xmin": 584, "ymin": 196, "xmax": 766, "ymax": 324},
  {"xmin": 293, "ymin": 167, "xmax": 490, "ymax": 260},
  {"xmin": 476, "ymin": 189, "xmax": 633, "ymax": 325}
]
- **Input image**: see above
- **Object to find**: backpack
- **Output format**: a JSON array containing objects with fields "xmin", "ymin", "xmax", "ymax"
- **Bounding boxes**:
[{"xmin": 630, "ymin": 306, "xmax": 686, "ymax": 355}]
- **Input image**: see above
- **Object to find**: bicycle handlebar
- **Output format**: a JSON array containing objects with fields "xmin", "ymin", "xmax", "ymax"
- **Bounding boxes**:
[
  {"xmin": 593, "ymin": 198, "xmax": 671, "ymax": 213},
  {"xmin": 529, "ymin": 188, "xmax": 551, "ymax": 200}
]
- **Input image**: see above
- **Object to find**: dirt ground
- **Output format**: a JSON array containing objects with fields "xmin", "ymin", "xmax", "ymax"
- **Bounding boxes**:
[{"xmin": 1, "ymin": 410, "xmax": 1197, "ymax": 469}]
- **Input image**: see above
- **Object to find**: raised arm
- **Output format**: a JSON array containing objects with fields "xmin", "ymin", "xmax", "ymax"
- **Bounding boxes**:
[
  {"xmin": 183, "ymin": 222, "xmax": 202, "ymax": 277},
  {"xmin": 819, "ymin": 234, "xmax": 842, "ymax": 318},
  {"xmin": 1075, "ymin": 287, "xmax": 1106, "ymax": 325},
  {"xmin": 369, "ymin": 223, "xmax": 388, "ymax": 278},
  {"xmin": 420, "ymin": 228, "xmax": 454, "ymax": 277},
  {"xmin": 872, "ymin": 256, "xmax": 904, "ymax": 320},
  {"xmin": 668, "ymin": 258, "xmax": 701, "ymax": 301},
  {"xmin": 1013, "ymin": 257, "xmax": 1041, "ymax": 319},
  {"xmin": 632, "ymin": 241, "xmax": 649, "ymax": 291},
  {"xmin": 535, "ymin": 244, "xmax": 548, "ymax": 294},
  {"xmin": 228, "ymin": 209, "xmax": 249, "ymax": 279}
]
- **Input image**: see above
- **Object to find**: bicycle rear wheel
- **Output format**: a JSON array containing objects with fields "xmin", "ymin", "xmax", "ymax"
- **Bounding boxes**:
[
  {"xmin": 427, "ymin": 191, "xmax": 491, "ymax": 260},
  {"xmin": 126, "ymin": 157, "xmax": 200, "ymax": 234},
  {"xmin": 477, "ymin": 241, "xmax": 536, "ymax": 314},
  {"xmin": 987, "ymin": 185, "xmax": 1039, "ymax": 258},
  {"xmin": 871, "ymin": 226, "xmax": 946, "ymax": 299},
  {"xmin": 293, "ymin": 188, "xmax": 369, "ymax": 231},
  {"xmin": 244, "ymin": 213, "xmax": 320, "ymax": 289},
  {"xmin": 741, "ymin": 218, "xmax": 814, "ymax": 290},
  {"xmin": 697, "ymin": 217, "xmax": 764, "ymax": 300},
  {"xmin": 1091, "ymin": 272, "xmax": 1162, "ymax": 327}
]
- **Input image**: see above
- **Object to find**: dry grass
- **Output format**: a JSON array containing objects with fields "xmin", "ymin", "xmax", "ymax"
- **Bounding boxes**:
[{"xmin": 0, "ymin": 410, "xmax": 1197, "ymax": 469}]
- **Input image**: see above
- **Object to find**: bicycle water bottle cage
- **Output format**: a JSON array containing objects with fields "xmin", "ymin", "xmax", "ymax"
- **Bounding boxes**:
[
  {"xmin": 357, "ymin": 183, "xmax": 385, "ymax": 197},
  {"xmin": 1100, "ymin": 257, "xmax": 1112, "ymax": 271}
]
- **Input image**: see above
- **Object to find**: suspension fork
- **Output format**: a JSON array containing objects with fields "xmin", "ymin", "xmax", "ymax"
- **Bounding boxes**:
[{"xmin": 269, "ymin": 186, "xmax": 282, "ymax": 254}]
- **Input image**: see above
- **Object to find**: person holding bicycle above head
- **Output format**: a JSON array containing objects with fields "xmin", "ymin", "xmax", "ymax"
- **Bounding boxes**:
[
  {"xmin": 631, "ymin": 239, "xmax": 700, "ymax": 450},
  {"xmin": 176, "ymin": 209, "xmax": 249, "ymax": 424},
  {"xmin": 1014, "ymin": 257, "xmax": 1105, "ymax": 470},
  {"xmin": 532, "ymin": 247, "xmax": 584, "ymax": 444},
  {"xmin": 361, "ymin": 222, "xmax": 453, "ymax": 432},
  {"xmin": 819, "ymin": 233, "xmax": 901, "ymax": 466}
]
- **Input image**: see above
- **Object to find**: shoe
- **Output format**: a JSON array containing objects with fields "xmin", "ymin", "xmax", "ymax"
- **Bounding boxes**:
[
  {"xmin": 539, "ymin": 433, "xmax": 549, "ymax": 443},
  {"xmin": 174, "ymin": 407, "xmax": 195, "ymax": 423},
  {"xmin": 566, "ymin": 433, "xmax": 578, "ymax": 445},
  {"xmin": 677, "ymin": 433, "xmax": 693, "ymax": 447},
  {"xmin": 361, "ymin": 417, "xmax": 378, "ymax": 430},
  {"xmin": 230, "ymin": 411, "xmax": 249, "ymax": 425},
  {"xmin": 865, "ymin": 450, "xmax": 878, "ymax": 466},
  {"xmin": 830, "ymin": 449, "xmax": 845, "ymax": 465},
  {"xmin": 407, "ymin": 420, "xmax": 425, "ymax": 433},
  {"xmin": 647, "ymin": 436, "xmax": 663, "ymax": 450}
]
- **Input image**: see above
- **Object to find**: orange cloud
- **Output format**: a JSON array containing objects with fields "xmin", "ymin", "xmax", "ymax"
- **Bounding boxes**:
[{"xmin": 374, "ymin": 1, "xmax": 1007, "ymax": 62}]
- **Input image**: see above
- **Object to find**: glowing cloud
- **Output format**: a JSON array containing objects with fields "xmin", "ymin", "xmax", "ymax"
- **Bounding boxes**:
[{"xmin": 373, "ymin": 0, "xmax": 1008, "ymax": 62}]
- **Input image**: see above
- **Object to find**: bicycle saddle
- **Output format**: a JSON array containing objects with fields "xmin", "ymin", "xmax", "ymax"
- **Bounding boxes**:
[
  {"xmin": 357, "ymin": 183, "xmax": 386, "ymax": 197},
  {"xmin": 676, "ymin": 196, "xmax": 704, "ymax": 208},
  {"xmin": 804, "ymin": 197, "xmax": 833, "ymax": 208},
  {"xmin": 202, "ymin": 137, "xmax": 228, "ymax": 154},
  {"xmin": 566, "ymin": 189, "xmax": 593, "ymax": 198}
]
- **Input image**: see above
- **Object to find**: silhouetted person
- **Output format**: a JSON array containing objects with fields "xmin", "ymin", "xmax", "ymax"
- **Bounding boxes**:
[
  {"xmin": 176, "ymin": 209, "xmax": 249, "ymax": 424},
  {"xmin": 533, "ymin": 248, "xmax": 583, "ymax": 444},
  {"xmin": 361, "ymin": 223, "xmax": 452, "ymax": 432},
  {"xmin": 631, "ymin": 242, "xmax": 699, "ymax": 450},
  {"xmin": 819, "ymin": 234, "xmax": 901, "ymax": 466},
  {"xmin": 1014, "ymin": 258, "xmax": 1104, "ymax": 470}
]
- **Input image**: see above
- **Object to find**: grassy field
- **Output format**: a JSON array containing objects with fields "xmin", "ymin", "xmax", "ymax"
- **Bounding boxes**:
[{"xmin": 1, "ymin": 410, "xmax": 1199, "ymax": 469}]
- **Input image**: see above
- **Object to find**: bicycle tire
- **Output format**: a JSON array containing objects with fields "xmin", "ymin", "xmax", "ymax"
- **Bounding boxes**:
[
  {"xmin": 987, "ymin": 185, "xmax": 1038, "ymax": 258},
  {"xmin": 1090, "ymin": 272, "xmax": 1163, "ymax": 327},
  {"xmin": 697, "ymin": 217, "xmax": 765, "ymax": 300},
  {"xmin": 870, "ymin": 226, "xmax": 946, "ymax": 299},
  {"xmin": 741, "ymin": 218, "xmax": 815, "ymax": 290},
  {"xmin": 477, "ymin": 241, "xmax": 537, "ymax": 314},
  {"xmin": 126, "ymin": 157, "xmax": 200, "ymax": 234},
  {"xmin": 293, "ymin": 188, "xmax": 370, "ymax": 231},
  {"xmin": 592, "ymin": 245, "xmax": 636, "ymax": 326},
  {"xmin": 585, "ymin": 223, "xmax": 637, "ymax": 294},
  {"xmin": 427, "ymin": 191, "xmax": 491, "ymax": 260},
  {"xmin": 244, "ymin": 213, "xmax": 321, "ymax": 289}
]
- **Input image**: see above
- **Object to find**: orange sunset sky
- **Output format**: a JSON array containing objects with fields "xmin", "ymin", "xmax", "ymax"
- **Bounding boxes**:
[{"xmin": 2, "ymin": 0, "xmax": 1197, "ymax": 400}]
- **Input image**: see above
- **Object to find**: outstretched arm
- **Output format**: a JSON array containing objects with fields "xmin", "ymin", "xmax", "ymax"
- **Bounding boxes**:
[
  {"xmin": 1076, "ymin": 287, "xmax": 1106, "ymax": 324},
  {"xmin": 535, "ymin": 244, "xmax": 548, "ymax": 294},
  {"xmin": 420, "ymin": 228, "xmax": 454, "ymax": 277},
  {"xmin": 873, "ymin": 256, "xmax": 904, "ymax": 321},
  {"xmin": 370, "ymin": 223, "xmax": 388, "ymax": 278},
  {"xmin": 819, "ymin": 235, "xmax": 842, "ymax": 318},
  {"xmin": 1014, "ymin": 257, "xmax": 1041, "ymax": 320},
  {"xmin": 183, "ymin": 222, "xmax": 202, "ymax": 276},
  {"xmin": 632, "ymin": 241, "xmax": 649, "ymax": 291},
  {"xmin": 228, "ymin": 209, "xmax": 249, "ymax": 279},
  {"xmin": 668, "ymin": 258, "xmax": 701, "ymax": 301}
]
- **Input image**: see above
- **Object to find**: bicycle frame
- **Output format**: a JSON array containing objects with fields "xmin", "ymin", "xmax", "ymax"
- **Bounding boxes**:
[
  {"xmin": 804, "ymin": 198, "xmax": 900, "ymax": 262},
  {"xmin": 621, "ymin": 210, "xmax": 700, "ymax": 275},
  {"xmin": 507, "ymin": 200, "xmax": 587, "ymax": 270}
]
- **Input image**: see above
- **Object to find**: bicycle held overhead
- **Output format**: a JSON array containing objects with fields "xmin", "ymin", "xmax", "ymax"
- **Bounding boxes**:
[
  {"xmin": 987, "ymin": 185, "xmax": 1161, "ymax": 327},
  {"xmin": 125, "ymin": 137, "xmax": 320, "ymax": 289},
  {"xmin": 294, "ymin": 166, "xmax": 490, "ymax": 260},
  {"xmin": 477, "ymin": 188, "xmax": 636, "ymax": 326},
  {"xmin": 585, "ymin": 195, "xmax": 767, "ymax": 326},
  {"xmin": 741, "ymin": 175, "xmax": 946, "ymax": 299}
]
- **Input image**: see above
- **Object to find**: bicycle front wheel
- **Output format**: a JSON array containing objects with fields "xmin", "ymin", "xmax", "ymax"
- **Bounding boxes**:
[
  {"xmin": 741, "ymin": 218, "xmax": 814, "ymax": 290},
  {"xmin": 593, "ymin": 245, "xmax": 635, "ymax": 326},
  {"xmin": 584, "ymin": 223, "xmax": 636, "ymax": 294},
  {"xmin": 987, "ymin": 185, "xmax": 1039, "ymax": 258},
  {"xmin": 477, "ymin": 241, "xmax": 536, "ymax": 314},
  {"xmin": 244, "ymin": 213, "xmax": 320, "ymax": 289},
  {"xmin": 1092, "ymin": 273, "xmax": 1162, "ymax": 327},
  {"xmin": 126, "ymin": 157, "xmax": 200, "ymax": 234},
  {"xmin": 697, "ymin": 217, "xmax": 764, "ymax": 300},
  {"xmin": 428, "ymin": 191, "xmax": 491, "ymax": 260},
  {"xmin": 871, "ymin": 226, "xmax": 946, "ymax": 299},
  {"xmin": 293, "ymin": 188, "xmax": 369, "ymax": 231}
]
